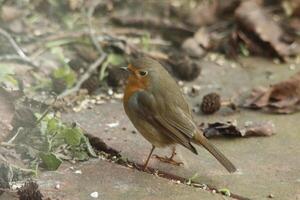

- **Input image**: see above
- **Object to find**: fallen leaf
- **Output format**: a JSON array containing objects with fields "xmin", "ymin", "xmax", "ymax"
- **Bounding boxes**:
[
  {"xmin": 244, "ymin": 71, "xmax": 300, "ymax": 113},
  {"xmin": 166, "ymin": 53, "xmax": 201, "ymax": 81},
  {"xmin": 204, "ymin": 121, "xmax": 240, "ymax": 138},
  {"xmin": 39, "ymin": 152, "xmax": 62, "ymax": 171},
  {"xmin": 182, "ymin": 38, "xmax": 206, "ymax": 58},
  {"xmin": 187, "ymin": 0, "xmax": 218, "ymax": 27},
  {"xmin": 203, "ymin": 121, "xmax": 275, "ymax": 138},
  {"xmin": 235, "ymin": 1, "xmax": 300, "ymax": 59},
  {"xmin": 1, "ymin": 5, "xmax": 22, "ymax": 22},
  {"xmin": 241, "ymin": 121, "xmax": 275, "ymax": 137},
  {"xmin": 62, "ymin": 127, "xmax": 83, "ymax": 146}
]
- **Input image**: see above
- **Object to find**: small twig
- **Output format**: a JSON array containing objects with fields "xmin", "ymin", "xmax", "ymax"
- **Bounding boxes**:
[
  {"xmin": 0, "ymin": 55, "xmax": 39, "ymax": 68},
  {"xmin": 111, "ymin": 15, "xmax": 194, "ymax": 36},
  {"xmin": 58, "ymin": 54, "xmax": 107, "ymax": 98},
  {"xmin": 35, "ymin": 95, "xmax": 57, "ymax": 125},
  {"xmin": 6, "ymin": 127, "xmax": 24, "ymax": 144},
  {"xmin": 0, "ymin": 28, "xmax": 28, "ymax": 59},
  {"xmin": 87, "ymin": 2, "xmax": 104, "ymax": 54},
  {"xmin": 0, "ymin": 142, "xmax": 15, "ymax": 148}
]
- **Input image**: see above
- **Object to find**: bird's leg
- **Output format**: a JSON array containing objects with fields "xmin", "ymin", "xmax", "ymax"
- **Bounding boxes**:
[
  {"xmin": 153, "ymin": 146, "xmax": 183, "ymax": 166},
  {"xmin": 143, "ymin": 145, "xmax": 155, "ymax": 171}
]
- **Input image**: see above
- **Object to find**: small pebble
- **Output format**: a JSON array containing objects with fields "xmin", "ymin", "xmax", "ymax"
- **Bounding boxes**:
[
  {"xmin": 114, "ymin": 93, "xmax": 123, "ymax": 99},
  {"xmin": 108, "ymin": 88, "xmax": 113, "ymax": 96},
  {"xmin": 178, "ymin": 81, "xmax": 184, "ymax": 86},
  {"xmin": 90, "ymin": 192, "xmax": 99, "ymax": 198},
  {"xmin": 74, "ymin": 170, "xmax": 82, "ymax": 174},
  {"xmin": 268, "ymin": 194, "xmax": 274, "ymax": 198},
  {"xmin": 96, "ymin": 100, "xmax": 106, "ymax": 105},
  {"xmin": 216, "ymin": 58, "xmax": 225, "ymax": 66},
  {"xmin": 230, "ymin": 63, "xmax": 237, "ymax": 68},
  {"xmin": 55, "ymin": 184, "xmax": 60, "ymax": 190},
  {"xmin": 106, "ymin": 121, "xmax": 119, "ymax": 128},
  {"xmin": 212, "ymin": 189, "xmax": 216, "ymax": 194},
  {"xmin": 289, "ymin": 64, "xmax": 296, "ymax": 70}
]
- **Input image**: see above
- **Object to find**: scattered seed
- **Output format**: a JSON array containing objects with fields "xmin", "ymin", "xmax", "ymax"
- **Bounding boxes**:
[
  {"xmin": 74, "ymin": 170, "xmax": 82, "ymax": 174},
  {"xmin": 106, "ymin": 121, "xmax": 119, "ymax": 128},
  {"xmin": 90, "ymin": 191, "xmax": 99, "ymax": 198}
]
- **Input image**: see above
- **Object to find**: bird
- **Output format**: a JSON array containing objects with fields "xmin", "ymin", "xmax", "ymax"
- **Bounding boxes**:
[{"xmin": 122, "ymin": 56, "xmax": 237, "ymax": 173}]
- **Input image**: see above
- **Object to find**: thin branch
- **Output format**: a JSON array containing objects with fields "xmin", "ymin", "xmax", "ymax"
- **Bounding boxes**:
[
  {"xmin": 58, "ymin": 54, "xmax": 107, "ymax": 98},
  {"xmin": 0, "ymin": 154, "xmax": 37, "ymax": 175},
  {"xmin": 35, "ymin": 95, "xmax": 57, "ymax": 125},
  {"xmin": 0, "ymin": 54, "xmax": 39, "ymax": 68},
  {"xmin": 87, "ymin": 2, "xmax": 103, "ymax": 54},
  {"xmin": 6, "ymin": 127, "xmax": 24, "ymax": 144},
  {"xmin": 0, "ymin": 28, "xmax": 28, "ymax": 59}
]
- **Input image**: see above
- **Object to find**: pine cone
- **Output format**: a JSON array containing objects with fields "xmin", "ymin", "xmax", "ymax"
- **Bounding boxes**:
[{"xmin": 201, "ymin": 93, "xmax": 221, "ymax": 114}]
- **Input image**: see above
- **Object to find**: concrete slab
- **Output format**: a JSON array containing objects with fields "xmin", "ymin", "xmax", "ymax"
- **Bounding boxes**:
[
  {"xmin": 38, "ymin": 160, "xmax": 228, "ymax": 200},
  {"xmin": 61, "ymin": 57, "xmax": 300, "ymax": 200}
]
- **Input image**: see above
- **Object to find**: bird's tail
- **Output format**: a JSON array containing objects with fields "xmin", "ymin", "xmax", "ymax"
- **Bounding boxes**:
[{"xmin": 193, "ymin": 132, "xmax": 237, "ymax": 173}]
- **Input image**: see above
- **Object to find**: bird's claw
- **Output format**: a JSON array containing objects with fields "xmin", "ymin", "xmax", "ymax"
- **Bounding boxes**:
[{"xmin": 153, "ymin": 154, "xmax": 183, "ymax": 166}]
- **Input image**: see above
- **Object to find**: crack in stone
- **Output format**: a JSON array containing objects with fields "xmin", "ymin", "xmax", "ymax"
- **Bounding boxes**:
[{"xmin": 86, "ymin": 133, "xmax": 251, "ymax": 200}]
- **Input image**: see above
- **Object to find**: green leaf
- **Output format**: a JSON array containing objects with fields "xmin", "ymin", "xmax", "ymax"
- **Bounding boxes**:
[
  {"xmin": 39, "ymin": 152, "xmax": 62, "ymax": 171},
  {"xmin": 47, "ymin": 118, "xmax": 61, "ymax": 134},
  {"xmin": 107, "ymin": 53, "xmax": 124, "ymax": 66},
  {"xmin": 63, "ymin": 127, "xmax": 83, "ymax": 146},
  {"xmin": 239, "ymin": 43, "xmax": 250, "ymax": 57},
  {"xmin": 50, "ymin": 46, "xmax": 65, "ymax": 61},
  {"xmin": 99, "ymin": 53, "xmax": 124, "ymax": 81},
  {"xmin": 0, "ymin": 65, "xmax": 16, "ymax": 87},
  {"xmin": 141, "ymin": 33, "xmax": 151, "ymax": 51},
  {"xmin": 4, "ymin": 75, "xmax": 18, "ymax": 86},
  {"xmin": 218, "ymin": 188, "xmax": 231, "ymax": 196},
  {"xmin": 0, "ymin": 65, "xmax": 14, "ymax": 80},
  {"xmin": 82, "ymin": 136, "xmax": 97, "ymax": 158},
  {"xmin": 46, "ymin": 39, "xmax": 75, "ymax": 48},
  {"xmin": 52, "ymin": 66, "xmax": 76, "ymax": 88}
]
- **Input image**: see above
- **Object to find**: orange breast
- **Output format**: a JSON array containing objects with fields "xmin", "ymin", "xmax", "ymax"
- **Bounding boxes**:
[{"xmin": 123, "ymin": 76, "xmax": 149, "ymax": 104}]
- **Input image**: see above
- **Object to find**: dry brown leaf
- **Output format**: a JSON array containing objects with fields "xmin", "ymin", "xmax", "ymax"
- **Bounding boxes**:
[
  {"xmin": 241, "ymin": 121, "xmax": 275, "ymax": 137},
  {"xmin": 203, "ymin": 121, "xmax": 275, "ymax": 138},
  {"xmin": 235, "ymin": 1, "xmax": 300, "ymax": 59},
  {"xmin": 181, "ymin": 38, "xmax": 206, "ymax": 58},
  {"xmin": 1, "ymin": 5, "xmax": 22, "ymax": 22},
  {"xmin": 187, "ymin": 0, "xmax": 218, "ymax": 27},
  {"xmin": 244, "ymin": 71, "xmax": 300, "ymax": 113}
]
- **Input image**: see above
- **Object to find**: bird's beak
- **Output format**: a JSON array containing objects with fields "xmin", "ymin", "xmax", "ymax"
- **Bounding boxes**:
[
  {"xmin": 120, "ymin": 66, "xmax": 129, "ymax": 72},
  {"xmin": 120, "ymin": 64, "xmax": 134, "ymax": 74}
]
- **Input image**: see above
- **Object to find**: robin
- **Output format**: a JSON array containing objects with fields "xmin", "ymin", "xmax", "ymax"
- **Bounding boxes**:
[{"xmin": 122, "ymin": 56, "xmax": 237, "ymax": 173}]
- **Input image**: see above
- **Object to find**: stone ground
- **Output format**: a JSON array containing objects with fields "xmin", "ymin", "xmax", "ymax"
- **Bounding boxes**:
[{"xmin": 2, "ymin": 57, "xmax": 300, "ymax": 200}]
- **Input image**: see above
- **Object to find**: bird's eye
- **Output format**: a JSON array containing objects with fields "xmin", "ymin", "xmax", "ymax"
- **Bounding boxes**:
[{"xmin": 139, "ymin": 70, "xmax": 148, "ymax": 76}]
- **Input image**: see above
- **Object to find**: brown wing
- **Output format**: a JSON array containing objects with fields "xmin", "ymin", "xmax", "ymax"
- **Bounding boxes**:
[{"xmin": 131, "ymin": 91, "xmax": 198, "ymax": 154}]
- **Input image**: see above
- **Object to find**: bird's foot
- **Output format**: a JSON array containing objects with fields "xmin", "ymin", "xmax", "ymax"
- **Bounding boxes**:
[{"xmin": 153, "ymin": 154, "xmax": 183, "ymax": 166}]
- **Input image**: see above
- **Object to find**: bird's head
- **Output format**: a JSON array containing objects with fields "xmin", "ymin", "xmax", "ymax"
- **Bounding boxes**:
[{"xmin": 121, "ymin": 57, "xmax": 163, "ymax": 90}]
